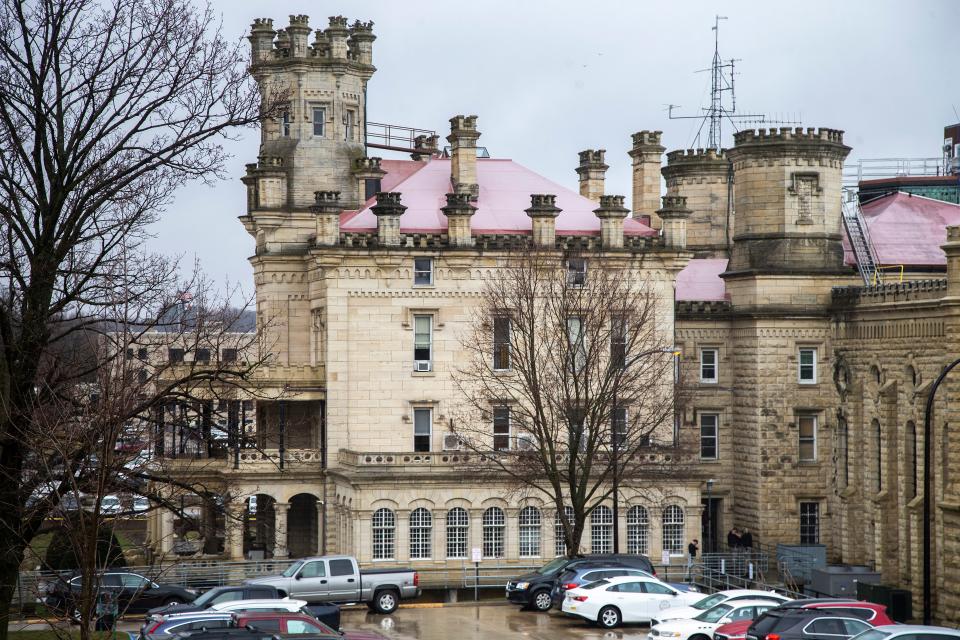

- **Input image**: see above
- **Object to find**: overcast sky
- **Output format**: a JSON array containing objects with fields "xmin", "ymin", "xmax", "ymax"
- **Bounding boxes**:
[{"xmin": 152, "ymin": 0, "xmax": 958, "ymax": 296}]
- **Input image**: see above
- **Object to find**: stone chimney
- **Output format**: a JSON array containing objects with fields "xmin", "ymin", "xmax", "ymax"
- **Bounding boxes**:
[
  {"xmin": 412, "ymin": 134, "xmax": 439, "ymax": 161},
  {"xmin": 325, "ymin": 15, "xmax": 350, "ymax": 59},
  {"xmin": 576, "ymin": 149, "xmax": 608, "ymax": 202},
  {"xmin": 447, "ymin": 115, "xmax": 481, "ymax": 198},
  {"xmin": 312, "ymin": 191, "xmax": 341, "ymax": 246},
  {"xmin": 348, "ymin": 20, "xmax": 376, "ymax": 66},
  {"xmin": 371, "ymin": 192, "xmax": 406, "ymax": 246},
  {"xmin": 657, "ymin": 195, "xmax": 692, "ymax": 249},
  {"xmin": 593, "ymin": 195, "xmax": 630, "ymax": 249},
  {"xmin": 525, "ymin": 194, "xmax": 561, "ymax": 248},
  {"xmin": 628, "ymin": 131, "xmax": 666, "ymax": 230},
  {"xmin": 248, "ymin": 18, "xmax": 276, "ymax": 64},
  {"xmin": 442, "ymin": 193, "xmax": 477, "ymax": 247},
  {"xmin": 945, "ymin": 226, "xmax": 960, "ymax": 298},
  {"xmin": 286, "ymin": 15, "xmax": 312, "ymax": 58}
]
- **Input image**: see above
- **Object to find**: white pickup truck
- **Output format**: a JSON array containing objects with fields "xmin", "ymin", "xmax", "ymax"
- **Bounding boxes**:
[{"xmin": 245, "ymin": 555, "xmax": 419, "ymax": 614}]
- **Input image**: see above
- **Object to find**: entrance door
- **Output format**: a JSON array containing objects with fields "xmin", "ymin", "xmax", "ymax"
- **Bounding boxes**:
[{"xmin": 701, "ymin": 498, "xmax": 722, "ymax": 553}]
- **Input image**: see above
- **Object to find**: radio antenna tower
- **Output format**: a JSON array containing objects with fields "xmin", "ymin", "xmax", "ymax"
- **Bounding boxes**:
[{"xmin": 668, "ymin": 16, "xmax": 798, "ymax": 151}]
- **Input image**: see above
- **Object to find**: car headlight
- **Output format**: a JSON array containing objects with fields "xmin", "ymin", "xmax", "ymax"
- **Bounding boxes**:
[
  {"xmin": 515, "ymin": 582, "xmax": 529, "ymax": 590},
  {"xmin": 659, "ymin": 632, "xmax": 683, "ymax": 638},
  {"xmin": 185, "ymin": 588, "xmax": 198, "ymax": 595}
]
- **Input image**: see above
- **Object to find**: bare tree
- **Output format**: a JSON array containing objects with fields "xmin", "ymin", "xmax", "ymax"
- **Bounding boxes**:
[
  {"xmin": 0, "ymin": 0, "xmax": 283, "ymax": 636},
  {"xmin": 453, "ymin": 250, "xmax": 688, "ymax": 556}
]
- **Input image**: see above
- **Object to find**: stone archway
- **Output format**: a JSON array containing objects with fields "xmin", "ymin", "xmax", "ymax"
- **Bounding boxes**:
[{"xmin": 287, "ymin": 493, "xmax": 319, "ymax": 558}]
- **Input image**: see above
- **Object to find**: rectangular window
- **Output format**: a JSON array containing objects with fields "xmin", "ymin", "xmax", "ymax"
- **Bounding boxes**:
[
  {"xmin": 700, "ymin": 348, "xmax": 718, "ymax": 383},
  {"xmin": 312, "ymin": 107, "xmax": 326, "ymax": 137},
  {"xmin": 700, "ymin": 413, "xmax": 719, "ymax": 460},
  {"xmin": 344, "ymin": 108, "xmax": 356, "ymax": 141},
  {"xmin": 612, "ymin": 406, "xmax": 627, "ymax": 449},
  {"xmin": 413, "ymin": 408, "xmax": 432, "ymax": 452},
  {"xmin": 493, "ymin": 316, "xmax": 511, "ymax": 370},
  {"xmin": 281, "ymin": 110, "xmax": 290, "ymax": 137},
  {"xmin": 799, "ymin": 501, "xmax": 820, "ymax": 544},
  {"xmin": 413, "ymin": 315, "xmax": 432, "ymax": 371},
  {"xmin": 567, "ymin": 258, "xmax": 587, "ymax": 287},
  {"xmin": 168, "ymin": 348, "xmax": 184, "ymax": 364},
  {"xmin": 364, "ymin": 178, "xmax": 381, "ymax": 200},
  {"xmin": 567, "ymin": 317, "xmax": 586, "ymax": 372},
  {"xmin": 493, "ymin": 406, "xmax": 511, "ymax": 451},
  {"xmin": 610, "ymin": 316, "xmax": 627, "ymax": 369},
  {"xmin": 137, "ymin": 347, "xmax": 148, "ymax": 360},
  {"xmin": 221, "ymin": 348, "xmax": 237, "ymax": 363},
  {"xmin": 413, "ymin": 258, "xmax": 433, "ymax": 286},
  {"xmin": 195, "ymin": 348, "xmax": 210, "ymax": 364},
  {"xmin": 798, "ymin": 348, "xmax": 817, "ymax": 384},
  {"xmin": 798, "ymin": 414, "xmax": 818, "ymax": 462}
]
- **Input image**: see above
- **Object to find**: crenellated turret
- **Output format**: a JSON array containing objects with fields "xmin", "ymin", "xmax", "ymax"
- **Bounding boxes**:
[{"xmin": 662, "ymin": 148, "xmax": 732, "ymax": 258}]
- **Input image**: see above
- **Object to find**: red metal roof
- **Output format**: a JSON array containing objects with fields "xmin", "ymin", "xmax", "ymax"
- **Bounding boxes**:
[
  {"xmin": 340, "ymin": 158, "xmax": 657, "ymax": 236},
  {"xmin": 843, "ymin": 191, "xmax": 960, "ymax": 267},
  {"xmin": 675, "ymin": 258, "xmax": 729, "ymax": 302}
]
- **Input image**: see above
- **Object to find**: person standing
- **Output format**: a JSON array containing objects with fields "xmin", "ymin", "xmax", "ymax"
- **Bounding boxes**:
[
  {"xmin": 727, "ymin": 527, "xmax": 741, "ymax": 549},
  {"xmin": 687, "ymin": 538, "xmax": 699, "ymax": 580}
]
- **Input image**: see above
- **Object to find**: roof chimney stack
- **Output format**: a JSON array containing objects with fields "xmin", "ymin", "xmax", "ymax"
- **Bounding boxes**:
[
  {"xmin": 576, "ymin": 149, "xmax": 608, "ymax": 202},
  {"xmin": 442, "ymin": 192, "xmax": 477, "ymax": 247},
  {"xmin": 628, "ymin": 131, "xmax": 665, "ymax": 230},
  {"xmin": 593, "ymin": 195, "xmax": 629, "ymax": 249},
  {"xmin": 657, "ymin": 195, "xmax": 692, "ymax": 249},
  {"xmin": 412, "ymin": 134, "xmax": 439, "ymax": 161},
  {"xmin": 371, "ymin": 192, "xmax": 406, "ymax": 246},
  {"xmin": 525, "ymin": 194, "xmax": 561, "ymax": 248},
  {"xmin": 447, "ymin": 115, "xmax": 481, "ymax": 199},
  {"xmin": 312, "ymin": 191, "xmax": 342, "ymax": 246}
]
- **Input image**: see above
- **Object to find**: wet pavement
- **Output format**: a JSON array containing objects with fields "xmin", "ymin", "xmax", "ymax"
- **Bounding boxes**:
[{"xmin": 342, "ymin": 604, "xmax": 651, "ymax": 640}]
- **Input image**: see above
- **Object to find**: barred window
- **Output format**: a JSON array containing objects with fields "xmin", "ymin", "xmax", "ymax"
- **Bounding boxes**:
[
  {"xmin": 555, "ymin": 506, "xmax": 576, "ymax": 557},
  {"xmin": 371, "ymin": 508, "xmax": 395, "ymax": 560},
  {"xmin": 493, "ymin": 316, "xmax": 511, "ymax": 370},
  {"xmin": 626, "ymin": 506, "xmax": 649, "ymax": 555},
  {"xmin": 662, "ymin": 505, "xmax": 685, "ymax": 555},
  {"xmin": 482, "ymin": 507, "xmax": 505, "ymax": 558},
  {"xmin": 799, "ymin": 501, "xmax": 820, "ymax": 544},
  {"xmin": 590, "ymin": 505, "xmax": 613, "ymax": 554},
  {"xmin": 518, "ymin": 506, "xmax": 541, "ymax": 558},
  {"xmin": 409, "ymin": 508, "xmax": 432, "ymax": 559},
  {"xmin": 906, "ymin": 420, "xmax": 917, "ymax": 499},
  {"xmin": 446, "ymin": 508, "xmax": 469, "ymax": 559}
]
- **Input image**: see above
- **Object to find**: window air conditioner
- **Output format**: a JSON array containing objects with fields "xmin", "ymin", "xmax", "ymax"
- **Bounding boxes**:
[
  {"xmin": 415, "ymin": 361, "xmax": 431, "ymax": 372},
  {"xmin": 442, "ymin": 434, "xmax": 462, "ymax": 451}
]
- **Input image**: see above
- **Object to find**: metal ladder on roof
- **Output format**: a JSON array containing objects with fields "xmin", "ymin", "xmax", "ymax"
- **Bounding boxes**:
[{"xmin": 841, "ymin": 191, "xmax": 882, "ymax": 286}]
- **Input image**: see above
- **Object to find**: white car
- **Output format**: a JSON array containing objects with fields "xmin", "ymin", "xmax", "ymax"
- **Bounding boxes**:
[
  {"xmin": 852, "ymin": 626, "xmax": 960, "ymax": 640},
  {"xmin": 562, "ymin": 575, "xmax": 704, "ymax": 629},
  {"xmin": 210, "ymin": 598, "xmax": 308, "ymax": 614},
  {"xmin": 654, "ymin": 589, "xmax": 791, "ymax": 624},
  {"xmin": 650, "ymin": 599, "xmax": 782, "ymax": 640},
  {"xmin": 100, "ymin": 494, "xmax": 123, "ymax": 514}
]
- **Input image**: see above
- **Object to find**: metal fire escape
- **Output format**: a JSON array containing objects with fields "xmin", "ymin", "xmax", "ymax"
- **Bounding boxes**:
[{"xmin": 841, "ymin": 192, "xmax": 883, "ymax": 286}]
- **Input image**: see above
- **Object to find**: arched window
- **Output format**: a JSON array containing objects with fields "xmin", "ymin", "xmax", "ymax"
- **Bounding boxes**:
[
  {"xmin": 873, "ymin": 419, "xmax": 883, "ymax": 492},
  {"xmin": 409, "ymin": 508, "xmax": 432, "ymax": 559},
  {"xmin": 555, "ymin": 506, "xmax": 576, "ymax": 557},
  {"xmin": 626, "ymin": 506, "xmax": 649, "ymax": 555},
  {"xmin": 518, "ymin": 506, "xmax": 542, "ymax": 558},
  {"xmin": 591, "ymin": 505, "xmax": 614, "ymax": 554},
  {"xmin": 662, "ymin": 505, "xmax": 685, "ymax": 555},
  {"xmin": 906, "ymin": 421, "xmax": 917, "ymax": 499},
  {"xmin": 446, "ymin": 507, "xmax": 469, "ymax": 559},
  {"xmin": 482, "ymin": 507, "xmax": 505, "ymax": 558},
  {"xmin": 372, "ymin": 508, "xmax": 395, "ymax": 560}
]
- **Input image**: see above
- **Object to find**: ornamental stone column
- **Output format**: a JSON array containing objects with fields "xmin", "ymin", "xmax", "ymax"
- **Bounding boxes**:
[
  {"xmin": 273, "ymin": 502, "xmax": 290, "ymax": 559},
  {"xmin": 315, "ymin": 501, "xmax": 326, "ymax": 556},
  {"xmin": 225, "ymin": 503, "xmax": 246, "ymax": 560}
]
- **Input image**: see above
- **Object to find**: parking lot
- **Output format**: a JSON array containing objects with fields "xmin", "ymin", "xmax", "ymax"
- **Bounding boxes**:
[{"xmin": 343, "ymin": 604, "xmax": 651, "ymax": 640}]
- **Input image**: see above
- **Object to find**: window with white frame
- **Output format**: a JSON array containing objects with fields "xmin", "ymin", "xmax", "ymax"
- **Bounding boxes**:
[
  {"xmin": 700, "ymin": 348, "xmax": 718, "ymax": 383},
  {"xmin": 798, "ymin": 348, "xmax": 817, "ymax": 384},
  {"xmin": 493, "ymin": 406, "xmax": 511, "ymax": 451},
  {"xmin": 312, "ymin": 107, "xmax": 326, "ymax": 137},
  {"xmin": 413, "ymin": 408, "xmax": 431, "ymax": 452},
  {"xmin": 799, "ymin": 501, "xmax": 820, "ymax": 544},
  {"xmin": 446, "ymin": 507, "xmax": 469, "ymax": 559},
  {"xmin": 371, "ymin": 508, "xmax": 395, "ymax": 560},
  {"xmin": 413, "ymin": 315, "xmax": 432, "ymax": 371},
  {"xmin": 798, "ymin": 413, "xmax": 817, "ymax": 462},
  {"xmin": 344, "ymin": 108, "xmax": 356, "ymax": 141},
  {"xmin": 482, "ymin": 507, "xmax": 505, "ymax": 558},
  {"xmin": 626, "ymin": 505, "xmax": 649, "ymax": 555},
  {"xmin": 518, "ymin": 506, "xmax": 541, "ymax": 558},
  {"xmin": 662, "ymin": 504, "xmax": 685, "ymax": 555},
  {"xmin": 409, "ymin": 507, "xmax": 432, "ymax": 559},
  {"xmin": 413, "ymin": 258, "xmax": 433, "ymax": 286},
  {"xmin": 567, "ymin": 258, "xmax": 587, "ymax": 287},
  {"xmin": 555, "ymin": 506, "xmax": 575, "ymax": 557},
  {"xmin": 567, "ymin": 317, "xmax": 586, "ymax": 372},
  {"xmin": 493, "ymin": 316, "xmax": 511, "ymax": 370},
  {"xmin": 700, "ymin": 413, "xmax": 719, "ymax": 460},
  {"xmin": 590, "ymin": 505, "xmax": 613, "ymax": 554}
]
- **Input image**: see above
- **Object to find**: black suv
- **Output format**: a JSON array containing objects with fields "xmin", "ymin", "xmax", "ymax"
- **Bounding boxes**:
[
  {"xmin": 505, "ymin": 554, "xmax": 655, "ymax": 612},
  {"xmin": 45, "ymin": 570, "xmax": 197, "ymax": 616},
  {"xmin": 746, "ymin": 607, "xmax": 873, "ymax": 640}
]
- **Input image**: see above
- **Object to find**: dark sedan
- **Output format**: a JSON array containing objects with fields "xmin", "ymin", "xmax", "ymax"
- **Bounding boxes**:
[
  {"xmin": 147, "ymin": 585, "xmax": 280, "ymax": 617},
  {"xmin": 46, "ymin": 571, "xmax": 197, "ymax": 616}
]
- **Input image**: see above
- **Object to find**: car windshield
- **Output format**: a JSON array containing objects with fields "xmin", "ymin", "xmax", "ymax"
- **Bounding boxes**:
[
  {"xmin": 693, "ymin": 593, "xmax": 728, "ymax": 610},
  {"xmin": 849, "ymin": 631, "xmax": 891, "ymax": 640},
  {"xmin": 695, "ymin": 603, "xmax": 734, "ymax": 623},
  {"xmin": 281, "ymin": 561, "xmax": 303, "ymax": 577},
  {"xmin": 582, "ymin": 579, "xmax": 609, "ymax": 590},
  {"xmin": 536, "ymin": 557, "xmax": 570, "ymax": 576},
  {"xmin": 192, "ymin": 589, "xmax": 224, "ymax": 607}
]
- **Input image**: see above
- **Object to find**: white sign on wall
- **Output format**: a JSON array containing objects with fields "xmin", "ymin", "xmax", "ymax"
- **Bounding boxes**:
[{"xmin": 471, "ymin": 547, "xmax": 482, "ymax": 563}]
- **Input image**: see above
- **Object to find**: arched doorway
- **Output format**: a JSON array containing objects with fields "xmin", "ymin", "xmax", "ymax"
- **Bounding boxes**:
[
  {"xmin": 288, "ymin": 493, "xmax": 318, "ymax": 558},
  {"xmin": 245, "ymin": 494, "xmax": 275, "ymax": 559}
]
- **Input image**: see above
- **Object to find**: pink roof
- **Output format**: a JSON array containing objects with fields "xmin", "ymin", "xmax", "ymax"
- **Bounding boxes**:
[
  {"xmin": 675, "ymin": 259, "xmax": 729, "ymax": 302},
  {"xmin": 843, "ymin": 192, "xmax": 960, "ymax": 267},
  {"xmin": 340, "ymin": 158, "xmax": 657, "ymax": 236}
]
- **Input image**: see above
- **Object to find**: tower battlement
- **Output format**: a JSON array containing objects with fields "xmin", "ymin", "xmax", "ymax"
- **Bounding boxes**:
[
  {"xmin": 631, "ymin": 131, "xmax": 663, "ymax": 148},
  {"xmin": 249, "ymin": 14, "xmax": 376, "ymax": 65},
  {"xmin": 734, "ymin": 127, "xmax": 844, "ymax": 146},
  {"xmin": 666, "ymin": 148, "xmax": 728, "ymax": 165}
]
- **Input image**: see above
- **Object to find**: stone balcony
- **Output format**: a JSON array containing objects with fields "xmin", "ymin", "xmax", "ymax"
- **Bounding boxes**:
[{"xmin": 160, "ymin": 448, "xmax": 324, "ymax": 476}]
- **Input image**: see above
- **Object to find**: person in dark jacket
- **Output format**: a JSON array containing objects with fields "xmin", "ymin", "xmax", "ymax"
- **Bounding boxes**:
[
  {"xmin": 742, "ymin": 528, "xmax": 754, "ymax": 549},
  {"xmin": 727, "ymin": 527, "xmax": 741, "ymax": 549}
]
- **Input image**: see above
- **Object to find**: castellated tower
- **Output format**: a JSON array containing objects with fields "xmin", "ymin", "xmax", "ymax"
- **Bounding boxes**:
[
  {"xmin": 726, "ymin": 127, "xmax": 851, "ymax": 274},
  {"xmin": 661, "ymin": 149, "xmax": 732, "ymax": 258},
  {"xmin": 243, "ymin": 15, "xmax": 376, "ymax": 223}
]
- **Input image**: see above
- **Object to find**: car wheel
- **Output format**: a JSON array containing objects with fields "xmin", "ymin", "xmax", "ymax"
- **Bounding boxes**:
[
  {"xmin": 532, "ymin": 590, "xmax": 552, "ymax": 612},
  {"xmin": 598, "ymin": 606, "xmax": 621, "ymax": 629},
  {"xmin": 690, "ymin": 634, "xmax": 712, "ymax": 640},
  {"xmin": 373, "ymin": 589, "xmax": 399, "ymax": 614},
  {"xmin": 164, "ymin": 598, "xmax": 182, "ymax": 606}
]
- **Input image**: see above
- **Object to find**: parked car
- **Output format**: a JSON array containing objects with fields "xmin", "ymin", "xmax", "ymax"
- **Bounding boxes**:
[
  {"xmin": 656, "ymin": 589, "xmax": 793, "ymax": 625},
  {"xmin": 561, "ymin": 575, "xmax": 704, "ymax": 628},
  {"xmin": 506, "ymin": 554, "xmax": 656, "ymax": 612},
  {"xmin": 167, "ymin": 629, "xmax": 329, "ymax": 640},
  {"xmin": 134, "ymin": 496, "xmax": 151, "ymax": 512},
  {"xmin": 551, "ymin": 563, "xmax": 695, "ymax": 608},
  {"xmin": 46, "ymin": 571, "xmax": 198, "ymax": 617},
  {"xmin": 147, "ymin": 586, "xmax": 282, "ymax": 617},
  {"xmin": 714, "ymin": 618, "xmax": 759, "ymax": 640},
  {"xmin": 745, "ymin": 607, "xmax": 873, "ymax": 640},
  {"xmin": 100, "ymin": 494, "xmax": 123, "ymax": 514},
  {"xmin": 651, "ymin": 599, "xmax": 782, "ymax": 640},
  {"xmin": 141, "ymin": 612, "xmax": 234, "ymax": 639},
  {"xmin": 850, "ymin": 626, "xmax": 960, "ymax": 640},
  {"xmin": 233, "ymin": 612, "xmax": 339, "ymax": 636},
  {"xmin": 776, "ymin": 599, "xmax": 895, "ymax": 625},
  {"xmin": 244, "ymin": 555, "xmax": 419, "ymax": 614}
]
